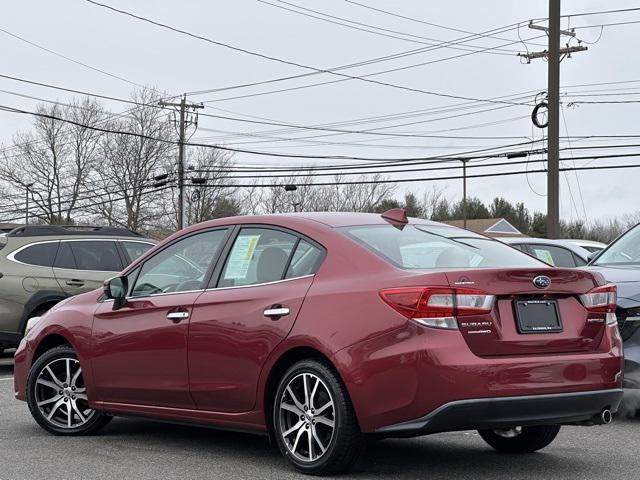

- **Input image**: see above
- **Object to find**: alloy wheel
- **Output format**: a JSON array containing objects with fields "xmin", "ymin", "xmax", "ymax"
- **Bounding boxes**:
[
  {"xmin": 278, "ymin": 372, "xmax": 335, "ymax": 463},
  {"xmin": 34, "ymin": 357, "xmax": 95, "ymax": 429}
]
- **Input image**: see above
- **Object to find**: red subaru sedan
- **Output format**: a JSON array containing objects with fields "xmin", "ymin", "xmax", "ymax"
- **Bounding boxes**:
[{"xmin": 14, "ymin": 211, "xmax": 623, "ymax": 475}]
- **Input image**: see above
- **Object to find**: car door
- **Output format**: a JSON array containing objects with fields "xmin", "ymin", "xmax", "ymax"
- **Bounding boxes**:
[
  {"xmin": 188, "ymin": 227, "xmax": 325, "ymax": 413},
  {"xmin": 53, "ymin": 240, "xmax": 124, "ymax": 294},
  {"xmin": 91, "ymin": 228, "xmax": 230, "ymax": 409}
]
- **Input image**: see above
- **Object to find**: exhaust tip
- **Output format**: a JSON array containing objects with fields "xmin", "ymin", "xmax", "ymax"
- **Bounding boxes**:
[{"xmin": 601, "ymin": 409, "xmax": 612, "ymax": 424}]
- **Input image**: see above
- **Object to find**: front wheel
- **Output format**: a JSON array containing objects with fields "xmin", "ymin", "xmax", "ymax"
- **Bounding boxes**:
[
  {"xmin": 478, "ymin": 425, "xmax": 561, "ymax": 453},
  {"xmin": 272, "ymin": 359, "xmax": 364, "ymax": 475},
  {"xmin": 26, "ymin": 345, "xmax": 111, "ymax": 435}
]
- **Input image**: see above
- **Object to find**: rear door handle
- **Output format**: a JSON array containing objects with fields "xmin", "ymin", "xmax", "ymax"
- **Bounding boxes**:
[
  {"xmin": 166, "ymin": 311, "xmax": 190, "ymax": 322},
  {"xmin": 264, "ymin": 307, "xmax": 290, "ymax": 318},
  {"xmin": 65, "ymin": 279, "xmax": 84, "ymax": 287}
]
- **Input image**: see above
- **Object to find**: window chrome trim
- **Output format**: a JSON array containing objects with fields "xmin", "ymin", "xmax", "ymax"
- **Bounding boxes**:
[
  {"xmin": 102, "ymin": 274, "xmax": 315, "ymax": 302},
  {"xmin": 7, "ymin": 238, "xmax": 155, "ymax": 269},
  {"xmin": 205, "ymin": 274, "xmax": 315, "ymax": 292}
]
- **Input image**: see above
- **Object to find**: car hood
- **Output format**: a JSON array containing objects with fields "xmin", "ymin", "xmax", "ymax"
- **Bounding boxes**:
[{"xmin": 584, "ymin": 265, "xmax": 640, "ymax": 307}]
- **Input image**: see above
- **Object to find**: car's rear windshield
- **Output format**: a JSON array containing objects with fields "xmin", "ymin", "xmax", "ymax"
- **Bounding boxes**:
[{"xmin": 341, "ymin": 224, "xmax": 545, "ymax": 269}]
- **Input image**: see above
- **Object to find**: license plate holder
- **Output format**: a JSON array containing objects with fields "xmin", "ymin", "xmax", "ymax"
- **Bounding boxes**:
[{"xmin": 514, "ymin": 300, "xmax": 563, "ymax": 334}]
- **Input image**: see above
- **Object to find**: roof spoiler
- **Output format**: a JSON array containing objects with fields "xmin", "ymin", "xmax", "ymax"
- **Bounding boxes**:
[{"xmin": 381, "ymin": 208, "xmax": 408, "ymax": 227}]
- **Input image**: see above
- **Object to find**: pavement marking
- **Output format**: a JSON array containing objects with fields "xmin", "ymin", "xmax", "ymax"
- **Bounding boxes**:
[{"xmin": 0, "ymin": 377, "xmax": 14, "ymax": 381}]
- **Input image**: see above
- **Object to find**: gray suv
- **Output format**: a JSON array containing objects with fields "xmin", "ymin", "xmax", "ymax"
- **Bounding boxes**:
[{"xmin": 0, "ymin": 225, "xmax": 154, "ymax": 351}]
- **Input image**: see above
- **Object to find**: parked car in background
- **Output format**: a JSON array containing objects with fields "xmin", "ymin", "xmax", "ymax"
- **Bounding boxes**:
[
  {"xmin": 0, "ymin": 225, "xmax": 154, "ymax": 353},
  {"xmin": 585, "ymin": 223, "xmax": 640, "ymax": 389},
  {"xmin": 15, "ymin": 211, "xmax": 623, "ymax": 475},
  {"xmin": 566, "ymin": 239, "xmax": 608, "ymax": 254},
  {"xmin": 498, "ymin": 237, "xmax": 591, "ymax": 267}
]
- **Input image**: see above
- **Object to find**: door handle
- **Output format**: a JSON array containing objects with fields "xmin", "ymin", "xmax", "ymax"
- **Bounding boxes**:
[
  {"xmin": 264, "ymin": 307, "xmax": 290, "ymax": 318},
  {"xmin": 66, "ymin": 279, "xmax": 84, "ymax": 287},
  {"xmin": 166, "ymin": 311, "xmax": 190, "ymax": 322}
]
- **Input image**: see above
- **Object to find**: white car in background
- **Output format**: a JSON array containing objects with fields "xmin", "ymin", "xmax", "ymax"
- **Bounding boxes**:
[
  {"xmin": 498, "ymin": 237, "xmax": 591, "ymax": 267},
  {"xmin": 565, "ymin": 239, "xmax": 608, "ymax": 254}
]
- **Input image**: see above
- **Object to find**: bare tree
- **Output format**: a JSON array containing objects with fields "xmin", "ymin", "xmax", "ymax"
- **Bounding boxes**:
[
  {"xmin": 94, "ymin": 88, "xmax": 174, "ymax": 231},
  {"xmin": 0, "ymin": 100, "xmax": 105, "ymax": 224},
  {"xmin": 184, "ymin": 146, "xmax": 238, "ymax": 223}
]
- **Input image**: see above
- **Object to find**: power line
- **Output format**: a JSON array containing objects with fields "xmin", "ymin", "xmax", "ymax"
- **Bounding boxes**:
[
  {"xmin": 0, "ymin": 27, "xmax": 150, "ymax": 91},
  {"xmin": 0, "ymin": 73, "xmax": 535, "ymax": 149},
  {"xmin": 84, "ymin": 0, "xmax": 529, "ymax": 106},
  {"xmin": 343, "ymin": 0, "xmax": 546, "ymax": 46},
  {"xmin": 257, "ymin": 0, "xmax": 518, "ymax": 55},
  {"xmin": 185, "ymin": 23, "xmax": 532, "ymax": 97},
  {"xmin": 187, "ymin": 162, "xmax": 640, "ymax": 188},
  {"xmin": 561, "ymin": 7, "xmax": 640, "ymax": 18},
  {"xmin": 0, "ymin": 101, "xmax": 542, "ymax": 163}
]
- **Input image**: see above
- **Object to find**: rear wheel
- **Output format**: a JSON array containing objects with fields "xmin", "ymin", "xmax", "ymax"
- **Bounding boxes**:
[
  {"xmin": 478, "ymin": 425, "xmax": 561, "ymax": 453},
  {"xmin": 26, "ymin": 345, "xmax": 111, "ymax": 435},
  {"xmin": 272, "ymin": 359, "xmax": 364, "ymax": 475}
]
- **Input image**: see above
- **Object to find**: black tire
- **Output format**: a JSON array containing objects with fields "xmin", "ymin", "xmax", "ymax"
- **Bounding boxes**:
[
  {"xmin": 27, "ymin": 345, "xmax": 111, "ymax": 436},
  {"xmin": 272, "ymin": 359, "xmax": 364, "ymax": 475},
  {"xmin": 478, "ymin": 425, "xmax": 561, "ymax": 453}
]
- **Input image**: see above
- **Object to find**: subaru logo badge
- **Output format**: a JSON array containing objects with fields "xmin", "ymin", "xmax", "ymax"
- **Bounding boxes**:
[{"xmin": 533, "ymin": 275, "xmax": 551, "ymax": 289}]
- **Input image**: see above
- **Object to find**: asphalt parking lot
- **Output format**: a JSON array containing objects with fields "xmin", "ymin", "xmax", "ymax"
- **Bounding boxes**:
[{"xmin": 0, "ymin": 354, "xmax": 637, "ymax": 480}]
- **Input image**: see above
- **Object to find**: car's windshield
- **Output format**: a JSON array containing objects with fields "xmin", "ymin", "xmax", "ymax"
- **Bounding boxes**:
[
  {"xmin": 593, "ymin": 224, "xmax": 640, "ymax": 266},
  {"xmin": 341, "ymin": 224, "xmax": 545, "ymax": 269}
]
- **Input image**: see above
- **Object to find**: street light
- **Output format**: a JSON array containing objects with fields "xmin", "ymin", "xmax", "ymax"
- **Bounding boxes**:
[{"xmin": 25, "ymin": 182, "xmax": 35, "ymax": 225}]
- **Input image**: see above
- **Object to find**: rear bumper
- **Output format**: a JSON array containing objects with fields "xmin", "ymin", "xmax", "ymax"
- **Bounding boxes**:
[
  {"xmin": 333, "ymin": 322, "xmax": 624, "ymax": 433},
  {"xmin": 376, "ymin": 388, "xmax": 624, "ymax": 437}
]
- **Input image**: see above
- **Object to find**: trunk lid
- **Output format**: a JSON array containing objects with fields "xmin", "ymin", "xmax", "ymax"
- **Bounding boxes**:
[{"xmin": 443, "ymin": 268, "xmax": 604, "ymax": 357}]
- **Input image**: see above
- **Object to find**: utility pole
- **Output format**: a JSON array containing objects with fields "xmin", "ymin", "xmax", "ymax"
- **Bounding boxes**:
[
  {"xmin": 547, "ymin": 0, "xmax": 562, "ymax": 239},
  {"xmin": 159, "ymin": 95, "xmax": 204, "ymax": 230},
  {"xmin": 517, "ymin": 1, "xmax": 587, "ymax": 239},
  {"xmin": 461, "ymin": 159, "xmax": 468, "ymax": 229}
]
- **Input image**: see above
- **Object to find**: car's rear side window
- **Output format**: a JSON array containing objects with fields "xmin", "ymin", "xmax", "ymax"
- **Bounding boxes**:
[
  {"xmin": 285, "ymin": 239, "xmax": 324, "ymax": 279},
  {"xmin": 341, "ymin": 225, "xmax": 545, "ymax": 269},
  {"xmin": 13, "ymin": 242, "xmax": 59, "ymax": 267},
  {"xmin": 218, "ymin": 228, "xmax": 297, "ymax": 287},
  {"xmin": 526, "ymin": 244, "xmax": 577, "ymax": 268}
]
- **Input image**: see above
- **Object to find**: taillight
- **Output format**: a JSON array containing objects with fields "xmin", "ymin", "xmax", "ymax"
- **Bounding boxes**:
[
  {"xmin": 579, "ymin": 284, "xmax": 617, "ymax": 325},
  {"xmin": 379, "ymin": 287, "xmax": 495, "ymax": 330}
]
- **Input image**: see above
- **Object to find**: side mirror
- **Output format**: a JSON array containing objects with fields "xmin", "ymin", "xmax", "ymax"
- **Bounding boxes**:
[{"xmin": 104, "ymin": 276, "xmax": 128, "ymax": 310}]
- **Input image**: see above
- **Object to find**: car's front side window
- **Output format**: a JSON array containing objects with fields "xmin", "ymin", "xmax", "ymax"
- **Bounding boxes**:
[{"xmin": 130, "ymin": 229, "xmax": 228, "ymax": 297}]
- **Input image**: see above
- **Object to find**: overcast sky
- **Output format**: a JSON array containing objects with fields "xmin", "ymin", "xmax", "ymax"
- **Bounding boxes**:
[{"xmin": 2, "ymin": 0, "xmax": 639, "ymax": 222}]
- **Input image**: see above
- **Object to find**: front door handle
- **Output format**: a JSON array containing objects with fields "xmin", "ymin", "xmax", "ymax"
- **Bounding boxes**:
[
  {"xmin": 264, "ymin": 307, "xmax": 290, "ymax": 318},
  {"xmin": 166, "ymin": 311, "xmax": 189, "ymax": 322},
  {"xmin": 66, "ymin": 279, "xmax": 84, "ymax": 287}
]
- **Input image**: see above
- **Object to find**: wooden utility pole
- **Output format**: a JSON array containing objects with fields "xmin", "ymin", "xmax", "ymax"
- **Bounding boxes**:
[
  {"xmin": 547, "ymin": 0, "xmax": 561, "ymax": 239},
  {"xmin": 517, "ymin": 1, "xmax": 587, "ymax": 238},
  {"xmin": 159, "ymin": 95, "xmax": 204, "ymax": 230}
]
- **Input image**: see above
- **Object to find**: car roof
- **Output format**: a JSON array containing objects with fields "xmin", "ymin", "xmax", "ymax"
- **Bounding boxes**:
[
  {"xmin": 191, "ymin": 212, "xmax": 446, "ymax": 230},
  {"xmin": 564, "ymin": 239, "xmax": 607, "ymax": 247}
]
